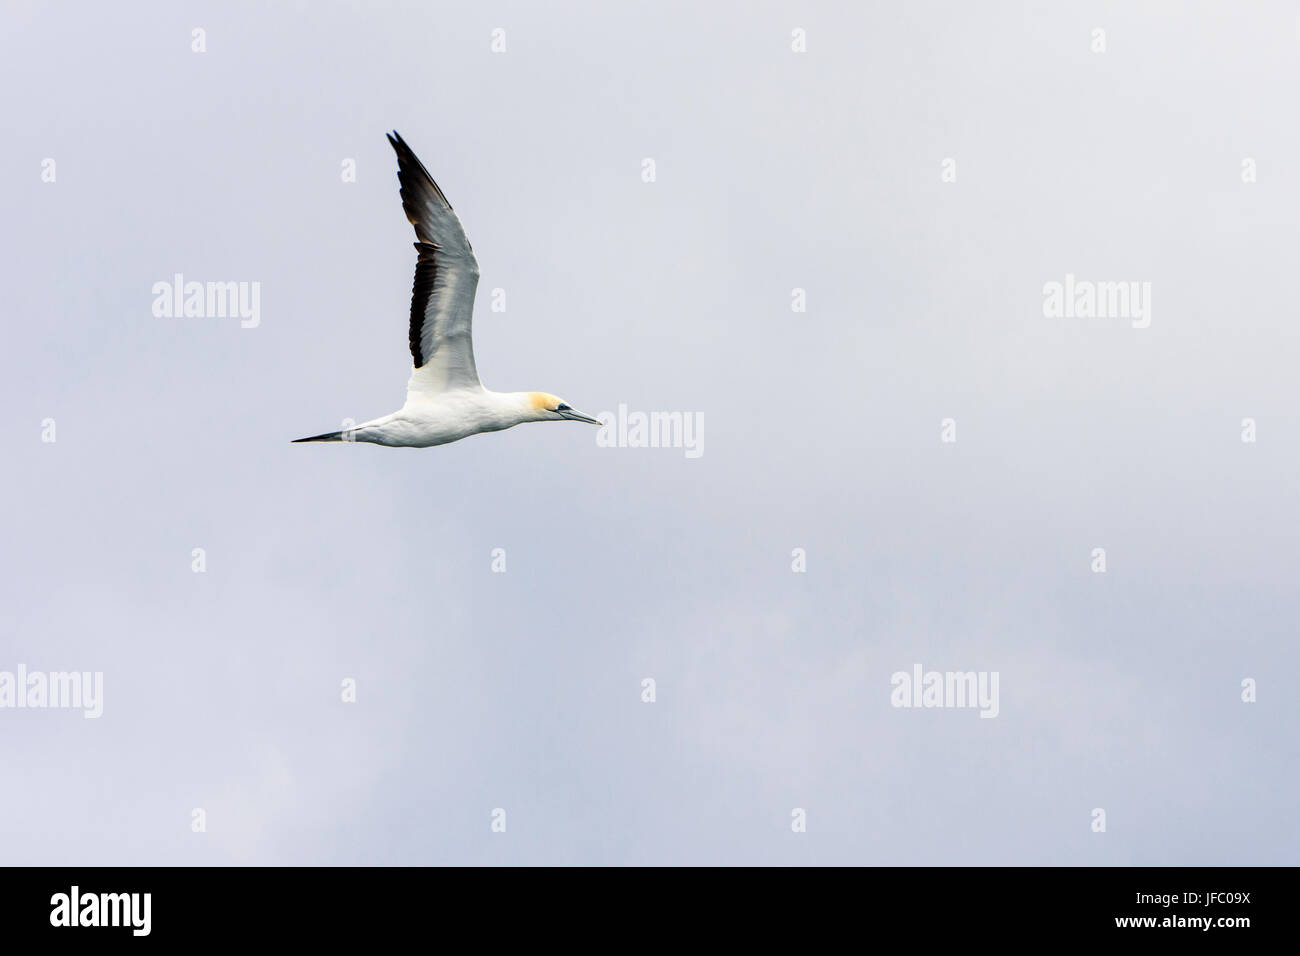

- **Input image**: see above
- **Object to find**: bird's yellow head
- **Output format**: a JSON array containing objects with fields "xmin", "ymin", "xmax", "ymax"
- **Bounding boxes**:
[{"xmin": 527, "ymin": 392, "xmax": 601, "ymax": 425}]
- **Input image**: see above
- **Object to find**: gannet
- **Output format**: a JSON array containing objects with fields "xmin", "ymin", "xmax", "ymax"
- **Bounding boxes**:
[{"xmin": 293, "ymin": 131, "xmax": 600, "ymax": 447}]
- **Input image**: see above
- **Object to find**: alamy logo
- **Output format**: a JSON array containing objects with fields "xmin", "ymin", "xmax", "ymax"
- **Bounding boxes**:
[
  {"xmin": 595, "ymin": 404, "xmax": 703, "ymax": 459},
  {"xmin": 50, "ymin": 886, "xmax": 151, "ymax": 936},
  {"xmin": 152, "ymin": 273, "xmax": 260, "ymax": 328},
  {"xmin": 1042, "ymin": 273, "xmax": 1151, "ymax": 328},
  {"xmin": 0, "ymin": 665, "xmax": 103, "ymax": 718},
  {"xmin": 890, "ymin": 664, "xmax": 1000, "ymax": 718}
]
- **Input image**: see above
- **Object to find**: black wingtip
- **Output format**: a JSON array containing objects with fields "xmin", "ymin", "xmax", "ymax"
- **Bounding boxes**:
[{"xmin": 384, "ymin": 129, "xmax": 454, "ymax": 211}]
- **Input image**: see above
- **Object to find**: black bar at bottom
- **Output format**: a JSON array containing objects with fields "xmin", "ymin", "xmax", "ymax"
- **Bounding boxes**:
[{"xmin": 0, "ymin": 865, "xmax": 1280, "ymax": 942}]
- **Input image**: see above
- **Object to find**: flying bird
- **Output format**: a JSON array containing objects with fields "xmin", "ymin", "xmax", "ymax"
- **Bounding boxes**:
[{"xmin": 293, "ymin": 131, "xmax": 600, "ymax": 447}]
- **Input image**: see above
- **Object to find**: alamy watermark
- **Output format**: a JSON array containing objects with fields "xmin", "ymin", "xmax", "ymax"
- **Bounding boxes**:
[
  {"xmin": 152, "ymin": 274, "xmax": 260, "ymax": 328},
  {"xmin": 1042, "ymin": 273, "xmax": 1151, "ymax": 328},
  {"xmin": 890, "ymin": 663, "xmax": 999, "ymax": 718},
  {"xmin": 0, "ymin": 665, "xmax": 103, "ymax": 718},
  {"xmin": 50, "ymin": 886, "xmax": 150, "ymax": 936},
  {"xmin": 596, "ymin": 404, "xmax": 703, "ymax": 458}
]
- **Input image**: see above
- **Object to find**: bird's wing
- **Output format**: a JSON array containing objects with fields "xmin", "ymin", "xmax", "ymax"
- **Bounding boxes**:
[{"xmin": 387, "ymin": 131, "xmax": 482, "ymax": 395}]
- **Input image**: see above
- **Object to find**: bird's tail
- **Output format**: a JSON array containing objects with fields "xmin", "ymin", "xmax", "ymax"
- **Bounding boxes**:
[{"xmin": 292, "ymin": 429, "xmax": 348, "ymax": 443}]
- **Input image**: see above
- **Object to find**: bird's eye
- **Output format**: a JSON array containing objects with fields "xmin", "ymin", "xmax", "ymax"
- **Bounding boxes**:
[{"xmin": 556, "ymin": 404, "xmax": 571, "ymax": 411}]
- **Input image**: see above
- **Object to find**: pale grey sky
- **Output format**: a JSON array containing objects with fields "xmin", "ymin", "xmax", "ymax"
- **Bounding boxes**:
[{"xmin": 1, "ymin": 1, "xmax": 1296, "ymax": 865}]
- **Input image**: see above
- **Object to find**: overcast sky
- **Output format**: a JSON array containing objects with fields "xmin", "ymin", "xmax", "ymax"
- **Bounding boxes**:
[{"xmin": 1, "ymin": 1, "xmax": 1296, "ymax": 865}]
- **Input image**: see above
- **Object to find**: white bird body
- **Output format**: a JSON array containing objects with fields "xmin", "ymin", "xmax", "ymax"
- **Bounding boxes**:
[
  {"xmin": 294, "ymin": 132, "xmax": 599, "ymax": 448},
  {"xmin": 350, "ymin": 388, "xmax": 562, "ymax": 448}
]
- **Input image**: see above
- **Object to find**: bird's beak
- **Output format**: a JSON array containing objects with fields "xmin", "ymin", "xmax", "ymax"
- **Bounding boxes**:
[{"xmin": 558, "ymin": 408, "xmax": 601, "ymax": 425}]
